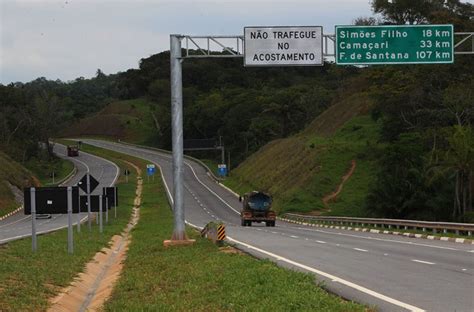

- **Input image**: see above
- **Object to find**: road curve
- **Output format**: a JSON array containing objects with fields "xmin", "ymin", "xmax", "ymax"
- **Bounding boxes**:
[
  {"xmin": 82, "ymin": 139, "xmax": 473, "ymax": 312},
  {"xmin": 0, "ymin": 143, "xmax": 119, "ymax": 244}
]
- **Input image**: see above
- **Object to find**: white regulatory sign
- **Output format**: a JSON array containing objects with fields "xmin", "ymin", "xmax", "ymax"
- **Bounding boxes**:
[{"xmin": 244, "ymin": 26, "xmax": 323, "ymax": 67}]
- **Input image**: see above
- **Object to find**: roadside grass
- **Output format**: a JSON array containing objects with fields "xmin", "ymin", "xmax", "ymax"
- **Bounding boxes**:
[
  {"xmin": 103, "ymin": 166, "xmax": 366, "ymax": 312},
  {"xmin": 0, "ymin": 151, "xmax": 36, "ymax": 218},
  {"xmin": 25, "ymin": 155, "xmax": 74, "ymax": 186},
  {"xmin": 0, "ymin": 144, "xmax": 141, "ymax": 311},
  {"xmin": 224, "ymin": 115, "xmax": 381, "ymax": 217}
]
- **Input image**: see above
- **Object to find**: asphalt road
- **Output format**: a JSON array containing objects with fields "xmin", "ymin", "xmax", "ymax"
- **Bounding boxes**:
[
  {"xmin": 82, "ymin": 139, "xmax": 473, "ymax": 312},
  {"xmin": 0, "ymin": 143, "xmax": 119, "ymax": 245}
]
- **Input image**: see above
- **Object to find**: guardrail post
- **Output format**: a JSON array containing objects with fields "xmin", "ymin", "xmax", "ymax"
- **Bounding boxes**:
[
  {"xmin": 455, "ymin": 230, "xmax": 459, "ymax": 235},
  {"xmin": 468, "ymin": 231, "xmax": 472, "ymax": 236},
  {"xmin": 422, "ymin": 227, "xmax": 426, "ymax": 232},
  {"xmin": 404, "ymin": 226, "xmax": 408, "ymax": 230},
  {"xmin": 443, "ymin": 229, "xmax": 447, "ymax": 234},
  {"xmin": 433, "ymin": 229, "xmax": 437, "ymax": 234}
]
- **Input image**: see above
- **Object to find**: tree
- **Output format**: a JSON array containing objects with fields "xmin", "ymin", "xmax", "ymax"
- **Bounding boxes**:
[
  {"xmin": 429, "ymin": 126, "xmax": 474, "ymax": 219},
  {"xmin": 372, "ymin": 0, "xmax": 442, "ymax": 24}
]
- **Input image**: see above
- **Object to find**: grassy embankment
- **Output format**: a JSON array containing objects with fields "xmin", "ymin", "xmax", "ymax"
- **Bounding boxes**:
[
  {"xmin": 62, "ymin": 98, "xmax": 158, "ymax": 145},
  {"xmin": 224, "ymin": 92, "xmax": 380, "ymax": 217},
  {"xmin": 25, "ymin": 156, "xmax": 74, "ymax": 187},
  {"xmin": 0, "ymin": 144, "xmax": 142, "ymax": 310},
  {"xmin": 0, "ymin": 152, "xmax": 37, "ymax": 217}
]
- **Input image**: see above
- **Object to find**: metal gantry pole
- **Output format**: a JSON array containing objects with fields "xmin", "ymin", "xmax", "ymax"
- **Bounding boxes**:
[{"xmin": 170, "ymin": 34, "xmax": 187, "ymax": 240}]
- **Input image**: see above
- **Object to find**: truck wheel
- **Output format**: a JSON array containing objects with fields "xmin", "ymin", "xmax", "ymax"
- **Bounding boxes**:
[
  {"xmin": 241, "ymin": 220, "xmax": 246, "ymax": 226},
  {"xmin": 247, "ymin": 221, "xmax": 252, "ymax": 226},
  {"xmin": 272, "ymin": 221, "xmax": 276, "ymax": 227},
  {"xmin": 266, "ymin": 222, "xmax": 271, "ymax": 227}
]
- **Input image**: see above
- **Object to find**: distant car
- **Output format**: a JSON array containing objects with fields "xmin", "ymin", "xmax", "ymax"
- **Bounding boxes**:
[
  {"xmin": 35, "ymin": 214, "xmax": 52, "ymax": 219},
  {"xmin": 67, "ymin": 145, "xmax": 79, "ymax": 157}
]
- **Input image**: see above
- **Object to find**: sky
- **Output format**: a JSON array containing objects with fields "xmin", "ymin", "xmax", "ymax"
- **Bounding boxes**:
[{"xmin": 0, "ymin": 0, "xmax": 374, "ymax": 84}]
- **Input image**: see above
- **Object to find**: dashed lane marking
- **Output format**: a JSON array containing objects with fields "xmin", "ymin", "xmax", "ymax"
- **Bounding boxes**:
[
  {"xmin": 354, "ymin": 248, "xmax": 368, "ymax": 252},
  {"xmin": 411, "ymin": 259, "xmax": 435, "ymax": 265}
]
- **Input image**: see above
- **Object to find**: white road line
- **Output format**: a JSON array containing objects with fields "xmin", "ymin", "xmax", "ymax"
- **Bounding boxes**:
[
  {"xmin": 271, "ymin": 231, "xmax": 278, "ymax": 234},
  {"xmin": 354, "ymin": 248, "xmax": 368, "ymax": 252},
  {"xmin": 0, "ymin": 215, "xmax": 30, "ymax": 228},
  {"xmin": 296, "ymin": 227, "xmax": 465, "ymax": 252},
  {"xmin": 462, "ymin": 269, "xmax": 467, "ymax": 271},
  {"xmin": 316, "ymin": 240, "xmax": 327, "ymax": 244},
  {"xmin": 290, "ymin": 235, "xmax": 299, "ymax": 239},
  {"xmin": 384, "ymin": 253, "xmax": 389, "ymax": 256},
  {"xmin": 411, "ymin": 259, "xmax": 435, "ymax": 265}
]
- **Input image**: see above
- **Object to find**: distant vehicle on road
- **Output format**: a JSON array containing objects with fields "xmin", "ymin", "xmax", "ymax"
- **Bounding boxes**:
[
  {"xmin": 67, "ymin": 145, "xmax": 79, "ymax": 157},
  {"xmin": 240, "ymin": 191, "xmax": 276, "ymax": 227}
]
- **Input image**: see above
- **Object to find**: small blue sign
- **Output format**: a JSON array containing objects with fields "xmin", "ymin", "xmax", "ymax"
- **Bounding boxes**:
[
  {"xmin": 147, "ymin": 167, "xmax": 156, "ymax": 176},
  {"xmin": 218, "ymin": 164, "xmax": 227, "ymax": 177}
]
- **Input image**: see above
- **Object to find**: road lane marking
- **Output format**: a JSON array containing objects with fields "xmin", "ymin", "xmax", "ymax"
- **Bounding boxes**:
[
  {"xmin": 354, "ymin": 248, "xmax": 368, "ymax": 252},
  {"xmin": 316, "ymin": 240, "xmax": 326, "ymax": 244},
  {"xmin": 411, "ymin": 259, "xmax": 435, "ymax": 265},
  {"xmin": 296, "ymin": 227, "xmax": 466, "ymax": 252},
  {"xmin": 290, "ymin": 235, "xmax": 299, "ymax": 238}
]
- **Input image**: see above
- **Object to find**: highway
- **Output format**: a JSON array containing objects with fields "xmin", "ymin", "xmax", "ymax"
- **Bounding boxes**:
[
  {"xmin": 0, "ymin": 143, "xmax": 119, "ymax": 245},
  {"xmin": 83, "ymin": 139, "xmax": 473, "ymax": 312}
]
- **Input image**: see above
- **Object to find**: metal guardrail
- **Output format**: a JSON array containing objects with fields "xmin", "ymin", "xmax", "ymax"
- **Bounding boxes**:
[{"xmin": 282, "ymin": 213, "xmax": 474, "ymax": 236}]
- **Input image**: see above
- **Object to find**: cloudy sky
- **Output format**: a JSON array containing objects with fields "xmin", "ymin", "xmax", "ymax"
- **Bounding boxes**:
[{"xmin": 0, "ymin": 0, "xmax": 373, "ymax": 84}]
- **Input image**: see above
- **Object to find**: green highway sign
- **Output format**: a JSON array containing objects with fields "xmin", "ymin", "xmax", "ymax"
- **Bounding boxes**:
[{"xmin": 336, "ymin": 25, "xmax": 454, "ymax": 65}]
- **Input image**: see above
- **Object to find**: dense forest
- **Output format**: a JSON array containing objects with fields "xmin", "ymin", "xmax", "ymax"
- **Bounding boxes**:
[{"xmin": 0, "ymin": 0, "xmax": 472, "ymax": 221}]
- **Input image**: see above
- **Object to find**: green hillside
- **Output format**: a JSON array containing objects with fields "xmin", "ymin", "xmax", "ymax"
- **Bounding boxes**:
[
  {"xmin": 0, "ymin": 152, "xmax": 37, "ymax": 217},
  {"xmin": 62, "ymin": 98, "xmax": 159, "ymax": 145},
  {"xmin": 225, "ymin": 92, "xmax": 381, "ymax": 217}
]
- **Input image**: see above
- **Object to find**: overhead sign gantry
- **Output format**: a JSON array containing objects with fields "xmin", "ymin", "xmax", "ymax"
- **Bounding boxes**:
[{"xmin": 167, "ymin": 25, "xmax": 473, "ymax": 242}]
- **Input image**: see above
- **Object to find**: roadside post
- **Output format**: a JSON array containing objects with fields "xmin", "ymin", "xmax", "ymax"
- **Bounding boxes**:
[
  {"xmin": 67, "ymin": 187, "xmax": 73, "ymax": 254},
  {"xmin": 87, "ymin": 173, "xmax": 92, "ymax": 230},
  {"xmin": 78, "ymin": 173, "xmax": 99, "ymax": 231},
  {"xmin": 124, "ymin": 169, "xmax": 130, "ymax": 183},
  {"xmin": 30, "ymin": 188, "xmax": 37, "ymax": 252},
  {"xmin": 99, "ymin": 195, "xmax": 103, "ymax": 233},
  {"xmin": 106, "ymin": 197, "xmax": 109, "ymax": 224},
  {"xmin": 114, "ymin": 187, "xmax": 117, "ymax": 218},
  {"xmin": 77, "ymin": 186, "xmax": 81, "ymax": 233}
]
